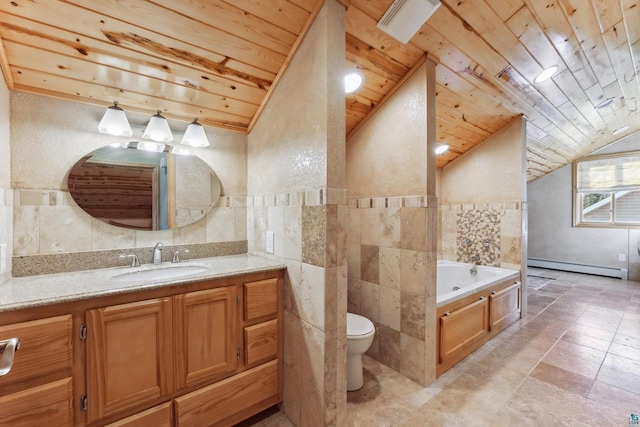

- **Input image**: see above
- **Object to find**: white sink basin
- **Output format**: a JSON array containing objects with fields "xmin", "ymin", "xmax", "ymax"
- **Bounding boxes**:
[{"xmin": 111, "ymin": 265, "xmax": 208, "ymax": 283}]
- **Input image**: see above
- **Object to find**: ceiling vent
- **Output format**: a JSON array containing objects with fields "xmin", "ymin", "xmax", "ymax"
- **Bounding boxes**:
[{"xmin": 377, "ymin": 0, "xmax": 441, "ymax": 44}]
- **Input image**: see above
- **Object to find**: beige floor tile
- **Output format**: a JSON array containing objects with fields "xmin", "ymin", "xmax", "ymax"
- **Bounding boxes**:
[
  {"xmin": 596, "ymin": 365, "xmax": 640, "ymax": 395},
  {"xmin": 589, "ymin": 380, "xmax": 640, "ymax": 414},
  {"xmin": 575, "ymin": 399, "xmax": 631, "ymax": 427},
  {"xmin": 560, "ymin": 330, "xmax": 612, "ymax": 352},
  {"xmin": 530, "ymin": 362, "xmax": 594, "ymax": 397},
  {"xmin": 547, "ymin": 339, "xmax": 607, "ymax": 366}
]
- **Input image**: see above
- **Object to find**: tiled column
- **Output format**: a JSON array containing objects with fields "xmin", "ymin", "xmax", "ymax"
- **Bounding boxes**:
[{"xmin": 246, "ymin": 1, "xmax": 347, "ymax": 424}]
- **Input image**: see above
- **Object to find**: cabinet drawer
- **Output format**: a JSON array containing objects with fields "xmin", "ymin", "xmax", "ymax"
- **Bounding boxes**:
[
  {"xmin": 175, "ymin": 359, "xmax": 279, "ymax": 427},
  {"xmin": 106, "ymin": 401, "xmax": 172, "ymax": 427},
  {"xmin": 0, "ymin": 377, "xmax": 73, "ymax": 426},
  {"xmin": 0, "ymin": 315, "xmax": 73, "ymax": 385},
  {"xmin": 244, "ymin": 319, "xmax": 278, "ymax": 366},
  {"xmin": 244, "ymin": 278, "xmax": 278, "ymax": 322}
]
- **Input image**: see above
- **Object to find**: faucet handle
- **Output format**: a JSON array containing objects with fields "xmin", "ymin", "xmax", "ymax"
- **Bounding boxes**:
[
  {"xmin": 172, "ymin": 249, "xmax": 189, "ymax": 263},
  {"xmin": 119, "ymin": 254, "xmax": 140, "ymax": 267}
]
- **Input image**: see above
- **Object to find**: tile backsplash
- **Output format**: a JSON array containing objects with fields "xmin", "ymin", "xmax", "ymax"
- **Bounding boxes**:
[{"xmin": 12, "ymin": 189, "xmax": 247, "ymax": 275}]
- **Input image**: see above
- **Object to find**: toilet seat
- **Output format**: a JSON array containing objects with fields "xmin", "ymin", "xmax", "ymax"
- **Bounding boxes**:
[{"xmin": 347, "ymin": 313, "xmax": 374, "ymax": 338}]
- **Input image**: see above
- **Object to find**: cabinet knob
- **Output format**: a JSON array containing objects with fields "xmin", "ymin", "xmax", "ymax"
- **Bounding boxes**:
[
  {"xmin": 0, "ymin": 337, "xmax": 20, "ymax": 377},
  {"xmin": 479, "ymin": 296, "xmax": 487, "ymax": 301},
  {"xmin": 491, "ymin": 291, "xmax": 497, "ymax": 295}
]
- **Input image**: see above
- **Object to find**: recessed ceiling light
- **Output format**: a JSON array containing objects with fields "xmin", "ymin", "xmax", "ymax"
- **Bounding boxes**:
[
  {"xmin": 533, "ymin": 65, "xmax": 558, "ymax": 84},
  {"xmin": 344, "ymin": 72, "xmax": 363, "ymax": 94},
  {"xmin": 435, "ymin": 144, "xmax": 449, "ymax": 155},
  {"xmin": 612, "ymin": 126, "xmax": 629, "ymax": 135},
  {"xmin": 595, "ymin": 97, "xmax": 615, "ymax": 109}
]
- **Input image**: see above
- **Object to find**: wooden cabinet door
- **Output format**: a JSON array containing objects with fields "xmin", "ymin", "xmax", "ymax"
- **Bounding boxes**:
[
  {"xmin": 86, "ymin": 298, "xmax": 173, "ymax": 423},
  {"xmin": 489, "ymin": 282, "xmax": 521, "ymax": 333},
  {"xmin": 174, "ymin": 286, "xmax": 238, "ymax": 390},
  {"xmin": 0, "ymin": 377, "xmax": 73, "ymax": 427},
  {"xmin": 439, "ymin": 297, "xmax": 489, "ymax": 366}
]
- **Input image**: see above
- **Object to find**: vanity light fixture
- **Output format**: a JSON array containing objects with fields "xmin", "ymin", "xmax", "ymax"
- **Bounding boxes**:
[
  {"xmin": 98, "ymin": 102, "xmax": 133, "ymax": 137},
  {"xmin": 170, "ymin": 146, "xmax": 192, "ymax": 156},
  {"xmin": 180, "ymin": 118, "xmax": 210, "ymax": 147},
  {"xmin": 595, "ymin": 97, "xmax": 615, "ymax": 109},
  {"xmin": 435, "ymin": 144, "xmax": 449, "ymax": 155},
  {"xmin": 137, "ymin": 141, "xmax": 165, "ymax": 153},
  {"xmin": 612, "ymin": 126, "xmax": 629, "ymax": 135},
  {"xmin": 345, "ymin": 71, "xmax": 363, "ymax": 94},
  {"xmin": 142, "ymin": 110, "xmax": 174, "ymax": 142},
  {"xmin": 533, "ymin": 65, "xmax": 558, "ymax": 84}
]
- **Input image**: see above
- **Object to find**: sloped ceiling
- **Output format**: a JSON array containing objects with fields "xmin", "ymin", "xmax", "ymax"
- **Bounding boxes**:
[{"xmin": 0, "ymin": 0, "xmax": 638, "ymax": 180}]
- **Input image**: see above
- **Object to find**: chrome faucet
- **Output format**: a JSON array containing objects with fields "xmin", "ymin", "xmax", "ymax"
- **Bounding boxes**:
[
  {"xmin": 153, "ymin": 242, "xmax": 163, "ymax": 265},
  {"xmin": 119, "ymin": 254, "xmax": 140, "ymax": 267},
  {"xmin": 172, "ymin": 249, "xmax": 189, "ymax": 263},
  {"xmin": 469, "ymin": 255, "xmax": 480, "ymax": 275},
  {"xmin": 470, "ymin": 263, "xmax": 478, "ymax": 275}
]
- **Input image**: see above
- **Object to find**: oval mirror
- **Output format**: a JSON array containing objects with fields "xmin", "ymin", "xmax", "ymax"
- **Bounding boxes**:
[{"xmin": 68, "ymin": 142, "xmax": 221, "ymax": 230}]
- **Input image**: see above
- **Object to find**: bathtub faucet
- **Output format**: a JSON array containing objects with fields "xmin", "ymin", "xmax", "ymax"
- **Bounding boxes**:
[{"xmin": 469, "ymin": 255, "xmax": 480, "ymax": 275}]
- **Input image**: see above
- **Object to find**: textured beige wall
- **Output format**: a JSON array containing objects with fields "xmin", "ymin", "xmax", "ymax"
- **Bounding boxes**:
[
  {"xmin": 11, "ymin": 92, "xmax": 248, "ymax": 257},
  {"xmin": 11, "ymin": 92, "xmax": 246, "ymax": 194},
  {"xmin": 441, "ymin": 118, "xmax": 526, "ymax": 204},
  {"xmin": 248, "ymin": 2, "xmax": 348, "ymax": 425},
  {"xmin": 0, "ymin": 74, "xmax": 11, "ymax": 283},
  {"xmin": 247, "ymin": 1, "xmax": 345, "ymax": 194},
  {"xmin": 346, "ymin": 65, "xmax": 427, "ymax": 198}
]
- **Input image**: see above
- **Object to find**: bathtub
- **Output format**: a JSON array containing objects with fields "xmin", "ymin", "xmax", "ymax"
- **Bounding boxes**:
[{"xmin": 437, "ymin": 260, "xmax": 520, "ymax": 307}]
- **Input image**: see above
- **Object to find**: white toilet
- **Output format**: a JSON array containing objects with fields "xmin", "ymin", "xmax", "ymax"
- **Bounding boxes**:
[{"xmin": 346, "ymin": 312, "xmax": 375, "ymax": 391}]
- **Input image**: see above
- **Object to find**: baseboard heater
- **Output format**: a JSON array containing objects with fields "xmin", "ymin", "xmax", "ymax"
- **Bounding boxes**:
[{"xmin": 527, "ymin": 258, "xmax": 628, "ymax": 280}]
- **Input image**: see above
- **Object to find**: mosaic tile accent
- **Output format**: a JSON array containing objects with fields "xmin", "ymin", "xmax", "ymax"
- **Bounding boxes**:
[
  {"xmin": 456, "ymin": 209, "xmax": 501, "ymax": 266},
  {"xmin": 12, "ymin": 240, "xmax": 247, "ymax": 276},
  {"xmin": 302, "ymin": 205, "xmax": 326, "ymax": 267}
]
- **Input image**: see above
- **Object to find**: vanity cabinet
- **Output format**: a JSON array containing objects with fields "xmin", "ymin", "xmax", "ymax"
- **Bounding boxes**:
[
  {"xmin": 0, "ymin": 315, "xmax": 74, "ymax": 426},
  {"xmin": 437, "ymin": 278, "xmax": 521, "ymax": 376},
  {"xmin": 86, "ymin": 298, "xmax": 174, "ymax": 423},
  {"xmin": 174, "ymin": 286, "xmax": 238, "ymax": 389},
  {"xmin": 0, "ymin": 267, "xmax": 283, "ymax": 427}
]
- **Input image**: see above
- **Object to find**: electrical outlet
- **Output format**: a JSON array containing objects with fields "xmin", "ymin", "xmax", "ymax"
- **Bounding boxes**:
[
  {"xmin": 618, "ymin": 253, "xmax": 626, "ymax": 262},
  {"xmin": 266, "ymin": 231, "xmax": 274, "ymax": 254},
  {"xmin": 0, "ymin": 243, "xmax": 6, "ymax": 275}
]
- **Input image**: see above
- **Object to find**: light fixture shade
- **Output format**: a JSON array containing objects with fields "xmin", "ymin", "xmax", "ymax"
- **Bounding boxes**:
[
  {"xmin": 345, "ymin": 72, "xmax": 363, "ymax": 94},
  {"xmin": 98, "ymin": 102, "xmax": 132, "ymax": 137},
  {"xmin": 142, "ymin": 110, "xmax": 173, "ymax": 142},
  {"xmin": 137, "ymin": 141, "xmax": 165, "ymax": 152},
  {"xmin": 181, "ymin": 118, "xmax": 210, "ymax": 147},
  {"xmin": 435, "ymin": 144, "xmax": 449, "ymax": 155},
  {"xmin": 533, "ymin": 65, "xmax": 558, "ymax": 83}
]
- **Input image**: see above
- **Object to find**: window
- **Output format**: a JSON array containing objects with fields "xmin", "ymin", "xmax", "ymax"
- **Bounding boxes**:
[{"xmin": 573, "ymin": 151, "xmax": 640, "ymax": 227}]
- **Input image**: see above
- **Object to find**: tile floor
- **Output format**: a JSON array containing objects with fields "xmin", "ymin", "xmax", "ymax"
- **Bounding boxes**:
[{"xmin": 253, "ymin": 268, "xmax": 640, "ymax": 426}]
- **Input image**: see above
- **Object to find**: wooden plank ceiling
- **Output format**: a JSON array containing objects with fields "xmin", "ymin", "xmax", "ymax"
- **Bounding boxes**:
[{"xmin": 0, "ymin": 0, "xmax": 638, "ymax": 181}]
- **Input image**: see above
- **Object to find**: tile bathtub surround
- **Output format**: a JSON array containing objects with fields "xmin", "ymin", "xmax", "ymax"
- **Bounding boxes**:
[
  {"xmin": 12, "ymin": 241, "xmax": 248, "ymax": 276},
  {"xmin": 440, "ymin": 202, "xmax": 524, "ymax": 270},
  {"xmin": 347, "ymin": 196, "xmax": 437, "ymax": 386}
]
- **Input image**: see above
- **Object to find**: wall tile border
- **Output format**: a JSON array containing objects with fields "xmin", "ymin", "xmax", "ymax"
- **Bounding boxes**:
[
  {"xmin": 248, "ymin": 188, "xmax": 347, "ymax": 208},
  {"xmin": 347, "ymin": 195, "xmax": 438, "ymax": 209}
]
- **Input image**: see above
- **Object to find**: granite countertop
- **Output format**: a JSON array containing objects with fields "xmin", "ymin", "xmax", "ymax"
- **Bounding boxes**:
[{"xmin": 0, "ymin": 254, "xmax": 285, "ymax": 312}]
